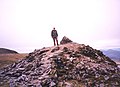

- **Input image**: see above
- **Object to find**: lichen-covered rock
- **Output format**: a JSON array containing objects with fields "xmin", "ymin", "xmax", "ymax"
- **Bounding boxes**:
[{"xmin": 0, "ymin": 37, "xmax": 120, "ymax": 87}]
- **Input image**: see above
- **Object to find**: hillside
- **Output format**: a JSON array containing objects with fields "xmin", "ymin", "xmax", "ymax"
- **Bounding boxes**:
[
  {"xmin": 102, "ymin": 49, "xmax": 120, "ymax": 61},
  {"xmin": 0, "ymin": 53, "xmax": 28, "ymax": 69},
  {"xmin": 0, "ymin": 48, "xmax": 18, "ymax": 54},
  {"xmin": 0, "ymin": 36, "xmax": 120, "ymax": 87},
  {"xmin": 113, "ymin": 48, "xmax": 120, "ymax": 51}
]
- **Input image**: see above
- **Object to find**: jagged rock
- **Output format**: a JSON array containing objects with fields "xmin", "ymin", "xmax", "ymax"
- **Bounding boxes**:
[
  {"xmin": 60, "ymin": 36, "xmax": 73, "ymax": 44},
  {"xmin": 51, "ymin": 47, "xmax": 60, "ymax": 52},
  {"xmin": 25, "ymin": 64, "xmax": 33, "ymax": 71},
  {"xmin": 0, "ymin": 37, "xmax": 120, "ymax": 87}
]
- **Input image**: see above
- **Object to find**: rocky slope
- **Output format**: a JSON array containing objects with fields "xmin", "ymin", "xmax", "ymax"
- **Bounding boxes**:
[
  {"xmin": 0, "ymin": 48, "xmax": 18, "ymax": 54},
  {"xmin": 0, "ymin": 36, "xmax": 120, "ymax": 87}
]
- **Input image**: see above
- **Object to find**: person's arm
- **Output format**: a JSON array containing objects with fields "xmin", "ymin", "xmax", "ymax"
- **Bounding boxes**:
[
  {"xmin": 51, "ymin": 30, "xmax": 53, "ymax": 37},
  {"xmin": 56, "ymin": 30, "xmax": 58, "ymax": 37}
]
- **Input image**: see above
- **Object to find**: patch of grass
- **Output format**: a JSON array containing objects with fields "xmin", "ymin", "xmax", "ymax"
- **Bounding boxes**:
[
  {"xmin": 0, "ymin": 53, "xmax": 28, "ymax": 69},
  {"xmin": 0, "ymin": 80, "xmax": 9, "ymax": 87},
  {"xmin": 0, "ymin": 60, "xmax": 14, "ymax": 68}
]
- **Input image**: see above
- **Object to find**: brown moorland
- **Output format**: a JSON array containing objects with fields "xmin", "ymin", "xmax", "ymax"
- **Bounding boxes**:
[{"xmin": 0, "ymin": 53, "xmax": 28, "ymax": 69}]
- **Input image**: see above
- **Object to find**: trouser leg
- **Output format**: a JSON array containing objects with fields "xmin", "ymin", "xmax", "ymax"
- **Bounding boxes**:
[
  {"xmin": 56, "ymin": 38, "xmax": 59, "ymax": 45},
  {"xmin": 53, "ymin": 38, "xmax": 56, "ymax": 46}
]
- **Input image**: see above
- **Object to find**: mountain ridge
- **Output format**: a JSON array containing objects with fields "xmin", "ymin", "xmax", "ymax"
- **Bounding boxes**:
[
  {"xmin": 101, "ymin": 49, "xmax": 120, "ymax": 61},
  {"xmin": 0, "ymin": 48, "xmax": 18, "ymax": 54}
]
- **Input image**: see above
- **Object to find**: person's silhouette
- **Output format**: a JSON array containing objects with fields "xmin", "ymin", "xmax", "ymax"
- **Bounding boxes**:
[{"xmin": 51, "ymin": 27, "xmax": 59, "ymax": 46}]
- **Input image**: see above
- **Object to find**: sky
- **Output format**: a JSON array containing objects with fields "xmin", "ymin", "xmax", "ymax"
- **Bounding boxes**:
[{"xmin": 0, "ymin": 0, "xmax": 120, "ymax": 53}]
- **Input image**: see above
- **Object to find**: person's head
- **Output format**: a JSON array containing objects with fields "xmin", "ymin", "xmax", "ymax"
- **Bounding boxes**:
[{"xmin": 53, "ymin": 27, "xmax": 55, "ymax": 30}]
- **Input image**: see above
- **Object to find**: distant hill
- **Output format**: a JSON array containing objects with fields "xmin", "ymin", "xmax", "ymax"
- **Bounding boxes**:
[
  {"xmin": 102, "ymin": 49, "xmax": 120, "ymax": 61},
  {"xmin": 113, "ymin": 48, "xmax": 120, "ymax": 51},
  {"xmin": 0, "ymin": 48, "xmax": 18, "ymax": 54}
]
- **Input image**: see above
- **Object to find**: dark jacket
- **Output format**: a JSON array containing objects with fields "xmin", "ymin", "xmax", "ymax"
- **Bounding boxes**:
[{"xmin": 51, "ymin": 30, "xmax": 58, "ymax": 38}]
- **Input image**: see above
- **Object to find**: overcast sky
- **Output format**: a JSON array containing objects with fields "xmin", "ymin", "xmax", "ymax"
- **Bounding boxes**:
[{"xmin": 0, "ymin": 0, "xmax": 120, "ymax": 53}]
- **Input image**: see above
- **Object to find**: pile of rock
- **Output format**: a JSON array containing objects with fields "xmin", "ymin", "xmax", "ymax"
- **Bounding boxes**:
[
  {"xmin": 60, "ymin": 36, "xmax": 73, "ymax": 44},
  {"xmin": 0, "ymin": 37, "xmax": 120, "ymax": 87}
]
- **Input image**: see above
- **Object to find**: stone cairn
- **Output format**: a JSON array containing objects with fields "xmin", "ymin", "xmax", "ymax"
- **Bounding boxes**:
[
  {"xmin": 60, "ymin": 36, "xmax": 72, "ymax": 44},
  {"xmin": 0, "ymin": 36, "xmax": 120, "ymax": 87}
]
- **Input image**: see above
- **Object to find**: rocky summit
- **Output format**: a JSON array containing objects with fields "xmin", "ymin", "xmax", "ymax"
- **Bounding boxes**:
[{"xmin": 0, "ymin": 37, "xmax": 120, "ymax": 87}]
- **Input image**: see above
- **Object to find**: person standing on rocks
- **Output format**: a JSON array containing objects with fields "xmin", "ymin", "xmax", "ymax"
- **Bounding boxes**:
[{"xmin": 51, "ymin": 27, "xmax": 59, "ymax": 46}]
